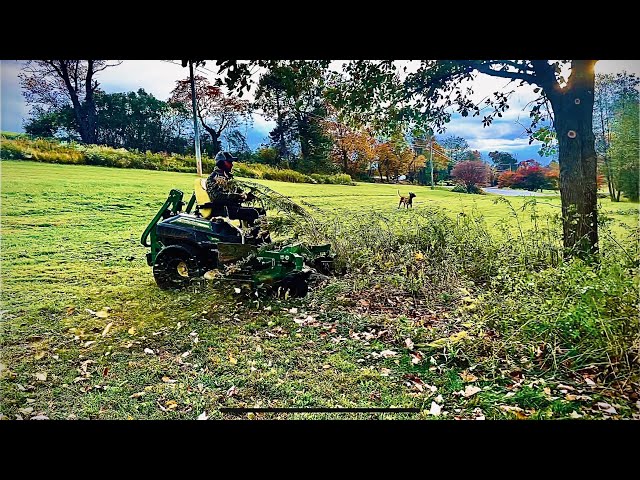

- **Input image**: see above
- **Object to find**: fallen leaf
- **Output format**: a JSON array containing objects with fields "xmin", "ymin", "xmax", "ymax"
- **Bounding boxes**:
[
  {"xmin": 405, "ymin": 338, "xmax": 414, "ymax": 350},
  {"xmin": 181, "ymin": 350, "xmax": 191, "ymax": 358},
  {"xmin": 130, "ymin": 392, "xmax": 145, "ymax": 398},
  {"xmin": 569, "ymin": 411, "xmax": 582, "ymax": 419},
  {"xmin": 500, "ymin": 405, "xmax": 527, "ymax": 419},
  {"xmin": 584, "ymin": 377, "xmax": 596, "ymax": 387},
  {"xmin": 323, "ymin": 364, "xmax": 330, "ymax": 369},
  {"xmin": 165, "ymin": 400, "xmax": 178, "ymax": 410},
  {"xmin": 429, "ymin": 402, "xmax": 441, "ymax": 416},
  {"xmin": 234, "ymin": 287, "xmax": 241, "ymax": 294},
  {"xmin": 31, "ymin": 415, "xmax": 49, "ymax": 420},
  {"xmin": 83, "ymin": 341, "xmax": 96, "ymax": 347},
  {"xmin": 128, "ymin": 327, "xmax": 136, "ymax": 335},
  {"xmin": 289, "ymin": 307, "xmax": 298, "ymax": 314},
  {"xmin": 101, "ymin": 322, "xmax": 113, "ymax": 337},
  {"xmin": 226, "ymin": 385, "xmax": 238, "ymax": 397},
  {"xmin": 35, "ymin": 372, "xmax": 47, "ymax": 381},
  {"xmin": 463, "ymin": 385, "xmax": 481, "ymax": 397},
  {"xmin": 380, "ymin": 350, "xmax": 397, "ymax": 358},
  {"xmin": 543, "ymin": 387, "xmax": 551, "ymax": 396},
  {"xmin": 406, "ymin": 375, "xmax": 425, "ymax": 392},
  {"xmin": 410, "ymin": 352, "xmax": 423, "ymax": 365},
  {"xmin": 557, "ymin": 383, "xmax": 575, "ymax": 391},
  {"xmin": 95, "ymin": 310, "xmax": 109, "ymax": 319},
  {"xmin": 596, "ymin": 402, "xmax": 617, "ymax": 414},
  {"xmin": 460, "ymin": 371, "xmax": 478, "ymax": 383},
  {"xmin": 229, "ymin": 356, "xmax": 237, "ymax": 365},
  {"xmin": 380, "ymin": 368, "xmax": 391, "ymax": 377},
  {"xmin": 34, "ymin": 351, "xmax": 46, "ymax": 360},
  {"xmin": 162, "ymin": 376, "xmax": 177, "ymax": 383},
  {"xmin": 435, "ymin": 394, "xmax": 444, "ymax": 403},
  {"xmin": 144, "ymin": 348, "xmax": 155, "ymax": 355},
  {"xmin": 19, "ymin": 407, "xmax": 34, "ymax": 415},
  {"xmin": 197, "ymin": 412, "xmax": 209, "ymax": 420},
  {"xmin": 565, "ymin": 393, "xmax": 578, "ymax": 401}
]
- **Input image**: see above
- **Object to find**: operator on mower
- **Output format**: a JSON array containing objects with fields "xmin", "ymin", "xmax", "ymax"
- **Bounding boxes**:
[
  {"xmin": 204, "ymin": 151, "xmax": 269, "ymax": 240},
  {"xmin": 205, "ymin": 151, "xmax": 246, "ymax": 206}
]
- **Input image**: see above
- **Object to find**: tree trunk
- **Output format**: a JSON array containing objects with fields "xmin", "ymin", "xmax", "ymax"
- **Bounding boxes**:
[
  {"xmin": 84, "ymin": 60, "xmax": 97, "ymax": 144},
  {"xmin": 201, "ymin": 124, "xmax": 221, "ymax": 155},
  {"xmin": 548, "ymin": 61, "xmax": 599, "ymax": 258}
]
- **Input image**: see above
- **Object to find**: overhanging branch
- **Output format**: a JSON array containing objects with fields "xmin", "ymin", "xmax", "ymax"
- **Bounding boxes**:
[{"xmin": 473, "ymin": 62, "xmax": 537, "ymax": 84}]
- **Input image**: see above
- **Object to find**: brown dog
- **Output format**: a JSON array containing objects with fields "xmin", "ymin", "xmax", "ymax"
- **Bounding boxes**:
[{"xmin": 398, "ymin": 190, "xmax": 416, "ymax": 208}]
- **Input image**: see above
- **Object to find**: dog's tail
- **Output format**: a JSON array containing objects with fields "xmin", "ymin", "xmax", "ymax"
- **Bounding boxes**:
[{"xmin": 397, "ymin": 189, "xmax": 401, "ymax": 197}]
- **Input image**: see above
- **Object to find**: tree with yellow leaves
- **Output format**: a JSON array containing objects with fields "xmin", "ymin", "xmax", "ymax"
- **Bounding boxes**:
[{"xmin": 323, "ymin": 110, "xmax": 375, "ymax": 176}]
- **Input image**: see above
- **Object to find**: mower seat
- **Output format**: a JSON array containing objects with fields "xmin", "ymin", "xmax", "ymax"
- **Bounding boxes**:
[{"xmin": 194, "ymin": 178, "xmax": 214, "ymax": 219}]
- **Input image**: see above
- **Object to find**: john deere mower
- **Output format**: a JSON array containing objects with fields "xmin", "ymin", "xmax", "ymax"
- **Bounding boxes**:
[{"xmin": 140, "ymin": 178, "xmax": 333, "ymax": 297}]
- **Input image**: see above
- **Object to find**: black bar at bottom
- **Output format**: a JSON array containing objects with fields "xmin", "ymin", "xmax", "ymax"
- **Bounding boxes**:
[{"xmin": 220, "ymin": 408, "xmax": 419, "ymax": 413}]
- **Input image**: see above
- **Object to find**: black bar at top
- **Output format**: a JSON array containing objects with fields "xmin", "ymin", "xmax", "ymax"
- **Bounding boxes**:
[{"xmin": 220, "ymin": 408, "xmax": 419, "ymax": 413}]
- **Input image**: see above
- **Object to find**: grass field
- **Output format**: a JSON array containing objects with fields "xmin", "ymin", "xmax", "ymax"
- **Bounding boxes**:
[{"xmin": 1, "ymin": 160, "xmax": 638, "ymax": 420}]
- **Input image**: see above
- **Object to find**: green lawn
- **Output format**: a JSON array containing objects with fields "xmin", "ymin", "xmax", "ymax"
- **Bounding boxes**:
[{"xmin": 1, "ymin": 160, "xmax": 638, "ymax": 420}]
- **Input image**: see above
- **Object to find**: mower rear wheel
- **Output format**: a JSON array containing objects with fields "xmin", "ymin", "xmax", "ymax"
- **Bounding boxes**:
[{"xmin": 153, "ymin": 245, "xmax": 203, "ymax": 290}]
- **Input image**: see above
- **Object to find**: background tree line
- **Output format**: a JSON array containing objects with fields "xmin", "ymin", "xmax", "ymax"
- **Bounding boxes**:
[{"xmin": 20, "ymin": 61, "xmax": 638, "ymax": 204}]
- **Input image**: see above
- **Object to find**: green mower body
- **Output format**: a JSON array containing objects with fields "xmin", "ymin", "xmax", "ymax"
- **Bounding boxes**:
[{"xmin": 141, "ymin": 188, "xmax": 332, "ymax": 296}]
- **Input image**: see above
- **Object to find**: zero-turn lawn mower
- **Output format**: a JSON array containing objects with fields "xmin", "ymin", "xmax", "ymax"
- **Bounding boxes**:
[{"xmin": 140, "ymin": 177, "xmax": 333, "ymax": 297}]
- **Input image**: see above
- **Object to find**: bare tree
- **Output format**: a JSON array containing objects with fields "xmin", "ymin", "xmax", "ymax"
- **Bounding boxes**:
[{"xmin": 19, "ymin": 60, "xmax": 121, "ymax": 144}]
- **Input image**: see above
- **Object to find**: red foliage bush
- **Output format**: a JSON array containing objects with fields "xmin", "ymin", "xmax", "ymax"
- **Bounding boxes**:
[{"xmin": 451, "ymin": 161, "xmax": 490, "ymax": 190}]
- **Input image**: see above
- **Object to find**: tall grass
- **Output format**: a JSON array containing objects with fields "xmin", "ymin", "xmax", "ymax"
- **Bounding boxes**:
[{"xmin": 295, "ymin": 198, "xmax": 639, "ymax": 379}]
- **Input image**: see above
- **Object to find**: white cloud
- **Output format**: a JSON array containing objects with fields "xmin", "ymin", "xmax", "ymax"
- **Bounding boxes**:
[
  {"xmin": 468, "ymin": 137, "xmax": 538, "ymax": 152},
  {"xmin": 97, "ymin": 60, "xmax": 212, "ymax": 100},
  {"xmin": 251, "ymin": 113, "xmax": 276, "ymax": 133}
]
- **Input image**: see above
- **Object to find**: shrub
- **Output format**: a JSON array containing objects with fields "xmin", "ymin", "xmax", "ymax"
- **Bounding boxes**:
[
  {"xmin": 451, "ymin": 183, "xmax": 484, "ymax": 194},
  {"xmin": 451, "ymin": 160, "xmax": 490, "ymax": 193},
  {"xmin": 262, "ymin": 168, "xmax": 316, "ymax": 183},
  {"xmin": 309, "ymin": 173, "xmax": 353, "ymax": 185}
]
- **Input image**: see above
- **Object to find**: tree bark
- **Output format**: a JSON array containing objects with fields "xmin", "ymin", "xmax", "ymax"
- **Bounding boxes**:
[
  {"xmin": 546, "ymin": 60, "xmax": 599, "ymax": 258},
  {"xmin": 200, "ymin": 124, "xmax": 221, "ymax": 154}
]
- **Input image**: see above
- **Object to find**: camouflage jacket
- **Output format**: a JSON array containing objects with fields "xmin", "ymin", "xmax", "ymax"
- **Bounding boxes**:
[{"xmin": 205, "ymin": 169, "xmax": 245, "ymax": 205}]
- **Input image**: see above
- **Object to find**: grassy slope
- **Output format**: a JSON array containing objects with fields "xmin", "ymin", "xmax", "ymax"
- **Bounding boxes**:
[{"xmin": 1, "ymin": 160, "xmax": 638, "ymax": 420}]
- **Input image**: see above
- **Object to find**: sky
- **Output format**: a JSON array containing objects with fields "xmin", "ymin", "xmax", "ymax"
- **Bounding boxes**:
[{"xmin": 2, "ymin": 60, "xmax": 639, "ymax": 164}]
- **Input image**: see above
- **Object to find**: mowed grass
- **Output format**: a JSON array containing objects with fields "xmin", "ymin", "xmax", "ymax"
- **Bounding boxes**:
[{"xmin": 1, "ymin": 160, "xmax": 638, "ymax": 420}]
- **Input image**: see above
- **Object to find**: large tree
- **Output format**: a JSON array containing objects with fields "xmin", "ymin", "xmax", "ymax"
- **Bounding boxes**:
[
  {"xmin": 488, "ymin": 150, "xmax": 518, "ymax": 172},
  {"xmin": 169, "ymin": 75, "xmax": 251, "ymax": 155},
  {"xmin": 440, "ymin": 135, "xmax": 469, "ymax": 163},
  {"xmin": 253, "ymin": 61, "xmax": 333, "ymax": 171},
  {"xmin": 20, "ymin": 60, "xmax": 121, "ymax": 144},
  {"xmin": 323, "ymin": 111, "xmax": 375, "ymax": 176},
  {"xmin": 95, "ymin": 89, "xmax": 190, "ymax": 152}
]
